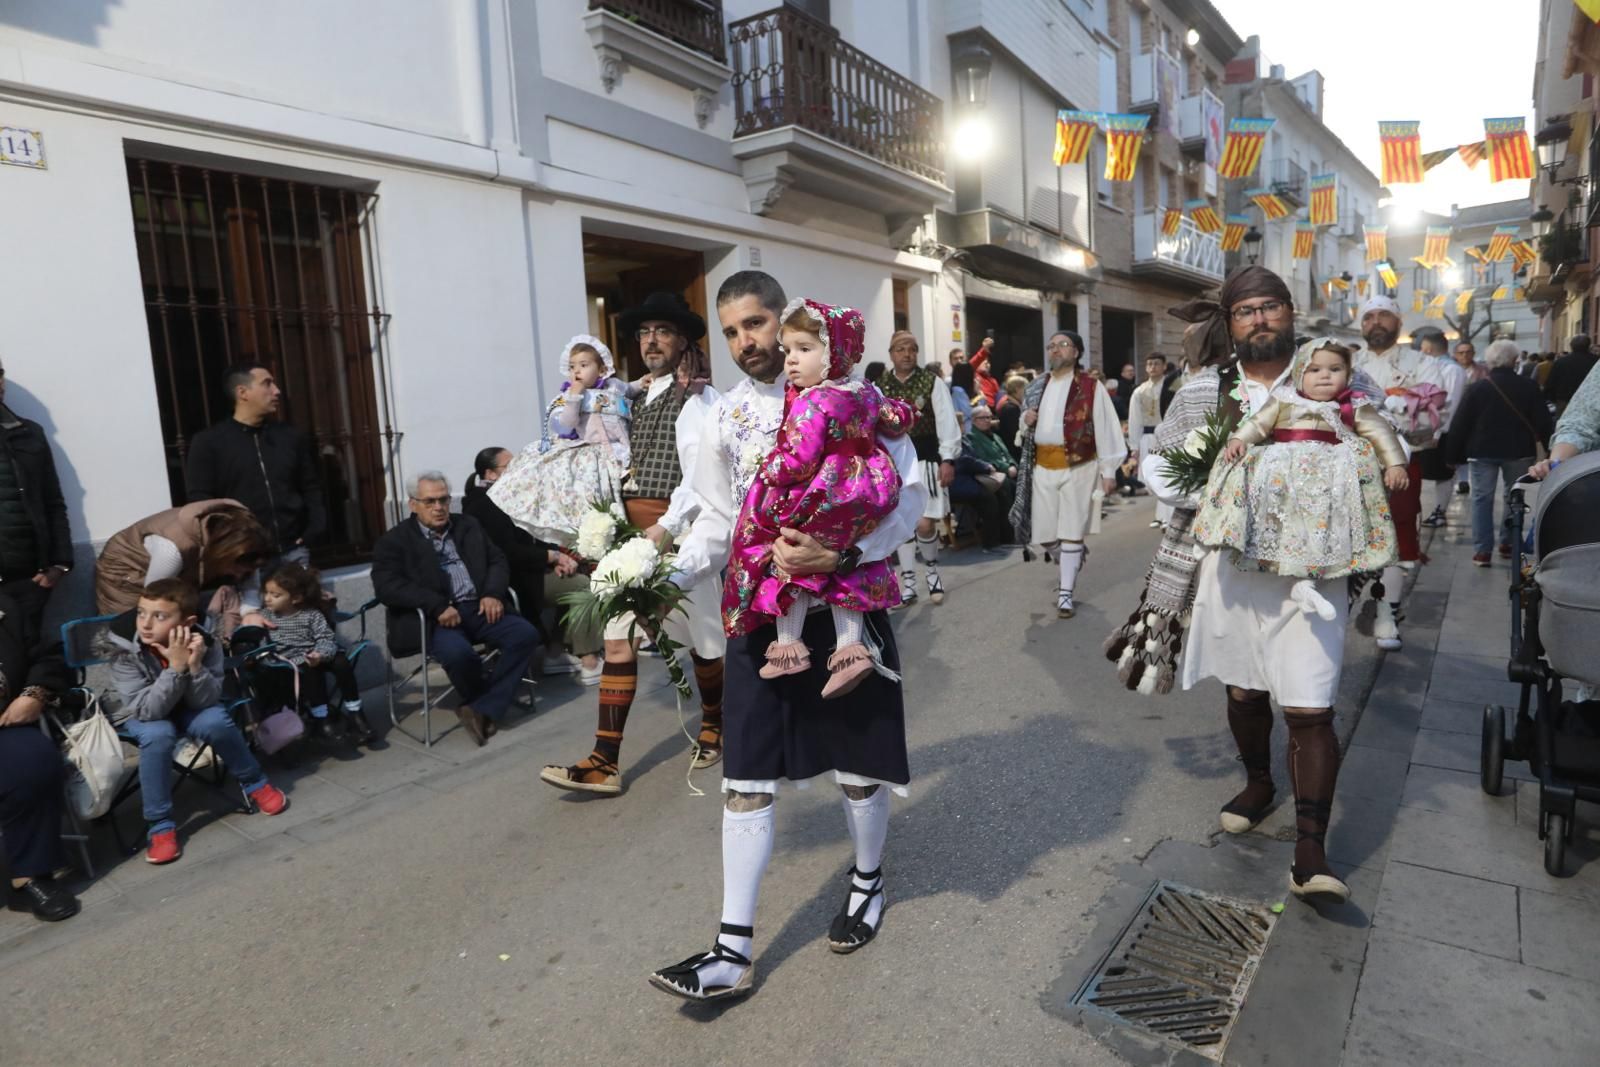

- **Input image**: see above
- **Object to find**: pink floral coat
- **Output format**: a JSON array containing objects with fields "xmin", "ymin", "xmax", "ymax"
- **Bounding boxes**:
[{"xmin": 722, "ymin": 379, "xmax": 914, "ymax": 636}]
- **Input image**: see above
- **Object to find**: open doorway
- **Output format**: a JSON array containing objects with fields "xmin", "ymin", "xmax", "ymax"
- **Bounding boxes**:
[
  {"xmin": 583, "ymin": 234, "xmax": 706, "ymax": 380},
  {"xmin": 966, "ymin": 296, "xmax": 1044, "ymax": 374},
  {"xmin": 1101, "ymin": 309, "xmax": 1138, "ymax": 379}
]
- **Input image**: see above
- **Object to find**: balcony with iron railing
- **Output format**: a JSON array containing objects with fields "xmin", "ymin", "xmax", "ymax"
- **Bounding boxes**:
[
  {"xmin": 726, "ymin": 6, "xmax": 947, "ymax": 226},
  {"xmin": 584, "ymin": 0, "xmax": 732, "ymax": 127},
  {"xmin": 1177, "ymin": 87, "xmax": 1222, "ymax": 160},
  {"xmin": 1265, "ymin": 158, "xmax": 1308, "ymax": 207},
  {"xmin": 1133, "ymin": 210, "xmax": 1225, "ymax": 287}
]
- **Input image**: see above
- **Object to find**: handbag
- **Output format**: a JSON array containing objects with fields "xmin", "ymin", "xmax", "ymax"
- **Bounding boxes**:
[
  {"xmin": 252, "ymin": 653, "xmax": 304, "ymax": 755},
  {"xmin": 57, "ymin": 696, "xmax": 132, "ymax": 820}
]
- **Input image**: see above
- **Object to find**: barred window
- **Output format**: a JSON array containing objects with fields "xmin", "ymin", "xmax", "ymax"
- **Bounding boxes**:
[{"xmin": 125, "ymin": 155, "xmax": 397, "ymax": 564}]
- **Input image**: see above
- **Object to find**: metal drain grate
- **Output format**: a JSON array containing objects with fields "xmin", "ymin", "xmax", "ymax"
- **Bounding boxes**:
[{"xmin": 1071, "ymin": 881, "xmax": 1276, "ymax": 1059}]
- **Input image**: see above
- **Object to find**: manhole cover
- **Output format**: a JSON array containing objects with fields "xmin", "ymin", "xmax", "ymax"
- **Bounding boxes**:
[{"xmin": 1070, "ymin": 881, "xmax": 1275, "ymax": 1059}]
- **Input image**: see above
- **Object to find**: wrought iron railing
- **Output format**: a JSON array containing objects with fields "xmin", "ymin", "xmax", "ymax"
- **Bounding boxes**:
[
  {"xmin": 728, "ymin": 6, "xmax": 943, "ymax": 183},
  {"xmin": 1133, "ymin": 211, "xmax": 1225, "ymax": 282},
  {"xmin": 589, "ymin": 0, "xmax": 726, "ymax": 63},
  {"xmin": 1266, "ymin": 158, "xmax": 1307, "ymax": 204}
]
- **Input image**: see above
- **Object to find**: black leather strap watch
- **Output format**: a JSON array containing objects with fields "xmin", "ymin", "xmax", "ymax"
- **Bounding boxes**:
[{"xmin": 836, "ymin": 546, "xmax": 863, "ymax": 576}]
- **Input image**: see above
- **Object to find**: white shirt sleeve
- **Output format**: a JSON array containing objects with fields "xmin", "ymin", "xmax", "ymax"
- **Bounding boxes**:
[
  {"xmin": 858, "ymin": 432, "xmax": 926, "ymax": 563},
  {"xmin": 659, "ymin": 385, "xmax": 720, "ymax": 539},
  {"xmin": 670, "ymin": 399, "xmax": 735, "ymax": 591},
  {"xmin": 1140, "ymin": 452, "xmax": 1193, "ymax": 509},
  {"xmin": 142, "ymin": 534, "xmax": 185, "ymax": 584},
  {"xmin": 1126, "ymin": 382, "xmax": 1148, "ymax": 442},
  {"xmin": 930, "ymin": 377, "xmax": 962, "ymax": 461},
  {"xmin": 1092, "ymin": 381, "xmax": 1129, "ymax": 479}
]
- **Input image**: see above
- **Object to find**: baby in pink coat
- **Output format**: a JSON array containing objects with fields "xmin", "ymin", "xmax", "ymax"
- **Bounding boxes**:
[{"xmin": 723, "ymin": 298, "xmax": 913, "ymax": 699}]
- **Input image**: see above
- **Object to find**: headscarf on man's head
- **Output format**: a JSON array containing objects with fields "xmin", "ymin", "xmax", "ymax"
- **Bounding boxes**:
[{"xmin": 1168, "ymin": 265, "xmax": 1294, "ymax": 368}]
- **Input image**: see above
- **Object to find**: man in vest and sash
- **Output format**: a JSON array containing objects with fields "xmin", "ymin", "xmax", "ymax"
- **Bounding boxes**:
[
  {"xmin": 1010, "ymin": 330, "xmax": 1126, "ymax": 618},
  {"xmin": 877, "ymin": 330, "xmax": 960, "ymax": 606},
  {"xmin": 540, "ymin": 291, "xmax": 726, "ymax": 796}
]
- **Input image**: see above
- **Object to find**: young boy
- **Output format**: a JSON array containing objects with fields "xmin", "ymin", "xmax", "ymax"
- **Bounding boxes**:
[{"xmin": 109, "ymin": 578, "xmax": 288, "ymax": 864}]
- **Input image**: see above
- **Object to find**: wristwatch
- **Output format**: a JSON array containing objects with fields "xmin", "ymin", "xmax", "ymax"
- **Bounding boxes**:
[{"xmin": 836, "ymin": 546, "xmax": 863, "ymax": 576}]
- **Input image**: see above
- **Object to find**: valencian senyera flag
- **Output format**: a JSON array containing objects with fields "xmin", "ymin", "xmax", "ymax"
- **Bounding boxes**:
[
  {"xmin": 1217, "ymin": 117, "xmax": 1274, "ymax": 179},
  {"xmin": 1188, "ymin": 198, "xmax": 1222, "ymax": 233},
  {"xmin": 1457, "ymin": 141, "xmax": 1487, "ymax": 169},
  {"xmin": 1102, "ymin": 113, "xmax": 1150, "ymax": 181},
  {"xmin": 1487, "ymin": 225, "xmax": 1519, "ymax": 262},
  {"xmin": 1492, "ymin": 286, "xmax": 1509, "ymax": 300},
  {"xmin": 1292, "ymin": 222, "xmax": 1315, "ymax": 259},
  {"xmin": 1328, "ymin": 274, "xmax": 1351, "ymax": 291},
  {"xmin": 1511, "ymin": 240, "xmax": 1539, "ymax": 269},
  {"xmin": 1161, "ymin": 206, "xmax": 1183, "ymax": 236},
  {"xmin": 1426, "ymin": 294, "xmax": 1447, "ymax": 319},
  {"xmin": 1052, "ymin": 109, "xmax": 1099, "ymax": 166},
  {"xmin": 1356, "ymin": 277, "xmax": 1370, "ymax": 297},
  {"xmin": 1379, "ymin": 120, "xmax": 1424, "ymax": 184},
  {"xmin": 1412, "ymin": 290, "xmax": 1429, "ymax": 313},
  {"xmin": 1309, "ymin": 174, "xmax": 1338, "ymax": 226},
  {"xmin": 1415, "ymin": 225, "xmax": 1452, "ymax": 269},
  {"xmin": 1365, "ymin": 225, "xmax": 1388, "ymax": 262},
  {"xmin": 1464, "ymin": 245, "xmax": 1489, "ymax": 265},
  {"xmin": 1485, "ymin": 117, "xmax": 1534, "ymax": 182},
  {"xmin": 1456, "ymin": 290, "xmax": 1474, "ymax": 314},
  {"xmin": 1377, "ymin": 261, "xmax": 1399, "ymax": 289},
  {"xmin": 1246, "ymin": 187, "xmax": 1291, "ymax": 220},
  {"xmin": 1221, "ymin": 214, "xmax": 1250, "ymax": 252}
]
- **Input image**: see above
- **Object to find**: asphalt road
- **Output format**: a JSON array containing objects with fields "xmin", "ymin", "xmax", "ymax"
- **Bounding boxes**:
[{"xmin": 1, "ymin": 493, "xmax": 1382, "ymax": 1066}]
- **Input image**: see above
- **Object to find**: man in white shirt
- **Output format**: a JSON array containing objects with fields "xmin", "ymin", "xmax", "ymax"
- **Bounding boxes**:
[
  {"xmin": 1411, "ymin": 328, "xmax": 1468, "ymax": 527},
  {"xmin": 539, "ymin": 292, "xmax": 724, "ymax": 796},
  {"xmin": 1012, "ymin": 331, "xmax": 1127, "ymax": 618},
  {"xmin": 1126, "ymin": 352, "xmax": 1172, "ymax": 528},
  {"xmin": 649, "ymin": 271, "xmax": 925, "ymax": 1003},
  {"xmin": 877, "ymin": 331, "xmax": 961, "ymax": 606},
  {"xmin": 1352, "ymin": 296, "xmax": 1456, "ymax": 651}
]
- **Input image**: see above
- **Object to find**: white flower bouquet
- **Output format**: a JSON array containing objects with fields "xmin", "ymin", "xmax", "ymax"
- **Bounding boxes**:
[
  {"xmin": 573, "ymin": 500, "xmax": 636, "ymax": 561},
  {"xmin": 1158, "ymin": 406, "xmax": 1240, "ymax": 498}
]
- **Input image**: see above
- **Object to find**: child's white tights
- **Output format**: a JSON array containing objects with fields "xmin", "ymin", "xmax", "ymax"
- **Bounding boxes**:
[{"xmin": 776, "ymin": 594, "xmax": 864, "ymax": 650}]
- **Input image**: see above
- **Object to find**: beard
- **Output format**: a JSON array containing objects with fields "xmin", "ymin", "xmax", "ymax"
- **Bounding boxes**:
[
  {"xmin": 737, "ymin": 343, "xmax": 785, "ymax": 382},
  {"xmin": 1362, "ymin": 325, "xmax": 1397, "ymax": 352},
  {"xmin": 642, "ymin": 345, "xmax": 678, "ymax": 374},
  {"xmin": 1235, "ymin": 322, "xmax": 1296, "ymax": 365}
]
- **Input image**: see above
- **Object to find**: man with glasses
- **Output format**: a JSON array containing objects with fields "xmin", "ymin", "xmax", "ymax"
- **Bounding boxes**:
[
  {"xmin": 371, "ymin": 471, "xmax": 539, "ymax": 746},
  {"xmin": 541, "ymin": 291, "xmax": 727, "ymax": 795},
  {"xmin": 1009, "ymin": 330, "xmax": 1126, "ymax": 618}
]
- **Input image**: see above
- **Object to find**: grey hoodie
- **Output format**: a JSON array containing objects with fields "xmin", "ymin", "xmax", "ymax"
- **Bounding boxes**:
[{"xmin": 107, "ymin": 619, "xmax": 224, "ymax": 725}]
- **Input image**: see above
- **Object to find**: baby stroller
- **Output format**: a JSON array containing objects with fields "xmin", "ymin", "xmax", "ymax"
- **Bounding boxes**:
[{"xmin": 1480, "ymin": 451, "xmax": 1600, "ymax": 875}]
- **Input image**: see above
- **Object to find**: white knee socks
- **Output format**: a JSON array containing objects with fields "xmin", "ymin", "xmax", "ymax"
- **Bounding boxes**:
[
  {"xmin": 842, "ymin": 788, "xmax": 889, "ymax": 927},
  {"xmin": 831, "ymin": 605, "xmax": 864, "ymax": 648},
  {"xmin": 914, "ymin": 532, "xmax": 940, "ymax": 568},
  {"xmin": 711, "ymin": 803, "xmax": 774, "ymax": 980},
  {"xmin": 776, "ymin": 593, "xmax": 810, "ymax": 645},
  {"xmin": 1058, "ymin": 543, "xmax": 1085, "ymax": 594}
]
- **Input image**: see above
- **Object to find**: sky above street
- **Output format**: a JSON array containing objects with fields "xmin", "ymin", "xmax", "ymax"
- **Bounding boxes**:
[{"xmin": 1210, "ymin": 0, "xmax": 1536, "ymax": 216}]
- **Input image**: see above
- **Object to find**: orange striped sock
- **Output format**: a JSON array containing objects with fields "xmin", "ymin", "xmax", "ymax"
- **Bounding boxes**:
[{"xmin": 594, "ymin": 661, "xmax": 637, "ymax": 762}]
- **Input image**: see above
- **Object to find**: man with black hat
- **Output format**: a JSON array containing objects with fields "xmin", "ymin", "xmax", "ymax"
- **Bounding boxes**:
[{"xmin": 539, "ymin": 291, "xmax": 727, "ymax": 796}]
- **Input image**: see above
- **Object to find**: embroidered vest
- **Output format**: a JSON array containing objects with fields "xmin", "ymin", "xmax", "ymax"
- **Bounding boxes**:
[
  {"xmin": 879, "ymin": 367, "xmax": 939, "ymax": 462},
  {"xmin": 623, "ymin": 385, "xmax": 687, "ymax": 500},
  {"xmin": 1057, "ymin": 375, "xmax": 1099, "ymax": 466}
]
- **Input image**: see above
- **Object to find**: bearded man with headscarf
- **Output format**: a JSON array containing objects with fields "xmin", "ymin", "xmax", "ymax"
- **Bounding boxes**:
[{"xmin": 1111, "ymin": 265, "xmax": 1384, "ymax": 905}]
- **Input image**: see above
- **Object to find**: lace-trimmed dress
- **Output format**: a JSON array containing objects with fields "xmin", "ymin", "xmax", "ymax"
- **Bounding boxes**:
[{"xmin": 1192, "ymin": 389, "xmax": 1406, "ymax": 580}]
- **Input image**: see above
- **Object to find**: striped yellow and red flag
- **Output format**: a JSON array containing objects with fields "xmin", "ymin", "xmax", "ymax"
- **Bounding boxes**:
[
  {"xmin": 1511, "ymin": 240, "xmax": 1539, "ymax": 270},
  {"xmin": 1187, "ymin": 198, "xmax": 1222, "ymax": 233},
  {"xmin": 1246, "ymin": 187, "xmax": 1291, "ymax": 220},
  {"xmin": 1416, "ymin": 225, "xmax": 1452, "ymax": 268},
  {"xmin": 1220, "ymin": 214, "xmax": 1250, "ymax": 251},
  {"xmin": 1456, "ymin": 290, "xmax": 1474, "ymax": 314},
  {"xmin": 1217, "ymin": 117, "xmax": 1275, "ymax": 179},
  {"xmin": 1356, "ymin": 277, "xmax": 1369, "ymax": 297},
  {"xmin": 1364, "ymin": 224, "xmax": 1388, "ymax": 262},
  {"xmin": 1464, "ymin": 245, "xmax": 1488, "ymax": 264},
  {"xmin": 1328, "ymin": 274, "xmax": 1351, "ymax": 291},
  {"xmin": 1513, "ymin": 286, "xmax": 1526, "ymax": 301},
  {"xmin": 1292, "ymin": 222, "xmax": 1315, "ymax": 259},
  {"xmin": 1492, "ymin": 286, "xmax": 1509, "ymax": 300},
  {"xmin": 1052, "ymin": 109, "xmax": 1099, "ymax": 165},
  {"xmin": 1412, "ymin": 290, "xmax": 1428, "ymax": 313},
  {"xmin": 1379, "ymin": 120, "xmax": 1424, "ymax": 184},
  {"xmin": 1161, "ymin": 206, "xmax": 1182, "ymax": 236},
  {"xmin": 1457, "ymin": 140, "xmax": 1487, "ymax": 169},
  {"xmin": 1485, "ymin": 117, "xmax": 1534, "ymax": 182},
  {"xmin": 1308, "ymin": 173, "xmax": 1338, "ymax": 226},
  {"xmin": 1487, "ymin": 224, "xmax": 1519, "ymax": 261},
  {"xmin": 1377, "ymin": 261, "xmax": 1399, "ymax": 289},
  {"xmin": 1102, "ymin": 113, "xmax": 1150, "ymax": 182}
]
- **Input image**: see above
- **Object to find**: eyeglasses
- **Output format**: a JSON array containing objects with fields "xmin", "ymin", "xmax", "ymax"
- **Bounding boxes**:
[
  {"xmin": 412, "ymin": 495, "xmax": 451, "ymax": 508},
  {"xmin": 636, "ymin": 325, "xmax": 679, "ymax": 340},
  {"xmin": 1047, "ymin": 340, "xmax": 1076, "ymax": 351},
  {"xmin": 1230, "ymin": 300, "xmax": 1287, "ymax": 322}
]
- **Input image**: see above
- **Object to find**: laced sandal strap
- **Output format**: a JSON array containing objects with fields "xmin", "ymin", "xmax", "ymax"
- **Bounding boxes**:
[
  {"xmin": 851, "ymin": 865, "xmax": 882, "ymax": 883},
  {"xmin": 697, "ymin": 719, "xmax": 724, "ymax": 746},
  {"xmin": 562, "ymin": 754, "xmax": 619, "ymax": 780}
]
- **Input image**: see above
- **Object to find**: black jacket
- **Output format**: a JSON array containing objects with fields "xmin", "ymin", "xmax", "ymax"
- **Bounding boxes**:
[
  {"xmin": 184, "ymin": 418, "xmax": 325, "ymax": 552},
  {"xmin": 0, "ymin": 406, "xmax": 72, "ymax": 575},
  {"xmin": 0, "ymin": 590, "xmax": 70, "ymax": 699},
  {"xmin": 460, "ymin": 479, "xmax": 545, "ymax": 573},
  {"xmin": 1542, "ymin": 350, "xmax": 1597, "ymax": 409},
  {"xmin": 1445, "ymin": 368, "xmax": 1554, "ymax": 464},
  {"xmin": 371, "ymin": 514, "xmax": 509, "ymax": 656}
]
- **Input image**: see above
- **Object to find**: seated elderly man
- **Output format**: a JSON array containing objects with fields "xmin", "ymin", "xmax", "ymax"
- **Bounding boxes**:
[{"xmin": 371, "ymin": 470, "xmax": 539, "ymax": 746}]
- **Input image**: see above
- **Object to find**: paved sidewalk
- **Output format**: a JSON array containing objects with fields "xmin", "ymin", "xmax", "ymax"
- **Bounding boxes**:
[{"xmin": 1230, "ymin": 497, "xmax": 1600, "ymax": 1066}]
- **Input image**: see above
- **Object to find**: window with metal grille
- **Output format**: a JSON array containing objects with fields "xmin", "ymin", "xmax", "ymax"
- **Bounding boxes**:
[{"xmin": 125, "ymin": 156, "xmax": 397, "ymax": 566}]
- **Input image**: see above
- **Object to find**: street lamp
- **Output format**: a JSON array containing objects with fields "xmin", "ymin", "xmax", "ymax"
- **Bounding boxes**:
[
  {"xmin": 1534, "ymin": 117, "xmax": 1573, "ymax": 178},
  {"xmin": 952, "ymin": 43, "xmax": 992, "ymax": 110},
  {"xmin": 1185, "ymin": 27, "xmax": 1200, "ymax": 48},
  {"xmin": 1243, "ymin": 225, "xmax": 1263, "ymax": 264},
  {"xmin": 1530, "ymin": 203, "xmax": 1554, "ymax": 239}
]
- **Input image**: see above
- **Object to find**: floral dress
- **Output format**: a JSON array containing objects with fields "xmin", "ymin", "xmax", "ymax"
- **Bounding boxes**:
[
  {"xmin": 1192, "ymin": 387, "xmax": 1406, "ymax": 580},
  {"xmin": 722, "ymin": 379, "xmax": 913, "ymax": 636},
  {"xmin": 489, "ymin": 381, "xmax": 632, "ymax": 546}
]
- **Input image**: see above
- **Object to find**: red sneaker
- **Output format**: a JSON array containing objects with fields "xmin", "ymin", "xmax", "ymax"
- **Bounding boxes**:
[
  {"xmin": 250, "ymin": 782, "xmax": 289, "ymax": 816},
  {"xmin": 1472, "ymin": 552, "xmax": 1491, "ymax": 567},
  {"xmin": 1498, "ymin": 542, "xmax": 1513, "ymax": 559},
  {"xmin": 146, "ymin": 829, "xmax": 181, "ymax": 865}
]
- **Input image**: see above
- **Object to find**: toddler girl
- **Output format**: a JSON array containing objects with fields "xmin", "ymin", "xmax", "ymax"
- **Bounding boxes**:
[
  {"xmin": 1193, "ymin": 338, "xmax": 1409, "ymax": 599},
  {"xmin": 259, "ymin": 563, "xmax": 373, "ymax": 742},
  {"xmin": 723, "ymin": 299, "xmax": 913, "ymax": 699},
  {"xmin": 490, "ymin": 335, "xmax": 634, "ymax": 546}
]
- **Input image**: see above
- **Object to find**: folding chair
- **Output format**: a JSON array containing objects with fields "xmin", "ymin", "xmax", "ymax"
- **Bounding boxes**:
[
  {"xmin": 374, "ymin": 591, "xmax": 538, "ymax": 747},
  {"xmin": 58, "ymin": 614, "xmax": 254, "ymax": 858}
]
